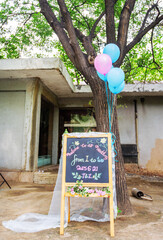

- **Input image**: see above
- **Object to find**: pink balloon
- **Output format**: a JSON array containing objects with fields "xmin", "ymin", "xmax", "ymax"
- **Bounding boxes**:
[{"xmin": 94, "ymin": 54, "xmax": 112, "ymax": 75}]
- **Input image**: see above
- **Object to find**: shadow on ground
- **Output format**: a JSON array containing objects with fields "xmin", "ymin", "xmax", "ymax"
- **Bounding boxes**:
[{"xmin": 0, "ymin": 174, "xmax": 163, "ymax": 240}]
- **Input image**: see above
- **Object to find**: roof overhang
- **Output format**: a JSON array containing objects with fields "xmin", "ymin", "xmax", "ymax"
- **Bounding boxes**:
[
  {"xmin": 0, "ymin": 58, "xmax": 162, "ymax": 98},
  {"xmin": 0, "ymin": 58, "xmax": 92, "ymax": 98},
  {"xmin": 121, "ymin": 82, "xmax": 163, "ymax": 96}
]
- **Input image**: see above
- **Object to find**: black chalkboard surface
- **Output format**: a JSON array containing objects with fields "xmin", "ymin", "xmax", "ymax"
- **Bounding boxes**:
[
  {"xmin": 60, "ymin": 133, "xmax": 114, "ymax": 237},
  {"xmin": 65, "ymin": 136, "xmax": 109, "ymax": 183}
]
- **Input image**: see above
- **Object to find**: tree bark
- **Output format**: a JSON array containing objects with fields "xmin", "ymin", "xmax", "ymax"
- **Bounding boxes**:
[
  {"xmin": 91, "ymin": 77, "xmax": 133, "ymax": 215},
  {"xmin": 92, "ymin": 80, "xmax": 109, "ymax": 132},
  {"xmin": 112, "ymin": 103, "xmax": 133, "ymax": 214},
  {"xmin": 105, "ymin": 0, "xmax": 116, "ymax": 43}
]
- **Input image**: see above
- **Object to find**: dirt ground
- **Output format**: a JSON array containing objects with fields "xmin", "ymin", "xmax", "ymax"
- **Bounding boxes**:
[
  {"xmin": 124, "ymin": 163, "xmax": 163, "ymax": 178},
  {"xmin": 0, "ymin": 173, "xmax": 163, "ymax": 240}
]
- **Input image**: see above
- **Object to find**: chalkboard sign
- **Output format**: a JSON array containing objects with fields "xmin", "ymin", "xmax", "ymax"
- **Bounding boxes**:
[
  {"xmin": 60, "ymin": 133, "xmax": 114, "ymax": 237},
  {"xmin": 65, "ymin": 137, "xmax": 109, "ymax": 183}
]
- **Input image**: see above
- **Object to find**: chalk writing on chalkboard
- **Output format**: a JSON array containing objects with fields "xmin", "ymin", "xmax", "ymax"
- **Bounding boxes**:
[{"xmin": 66, "ymin": 137, "xmax": 109, "ymax": 183}]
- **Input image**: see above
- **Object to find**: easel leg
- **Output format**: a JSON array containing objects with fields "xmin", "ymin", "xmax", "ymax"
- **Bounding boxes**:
[
  {"xmin": 68, "ymin": 197, "xmax": 70, "ymax": 223},
  {"xmin": 109, "ymin": 196, "xmax": 114, "ymax": 237},
  {"xmin": 60, "ymin": 195, "xmax": 65, "ymax": 235},
  {"xmin": 0, "ymin": 174, "xmax": 11, "ymax": 189}
]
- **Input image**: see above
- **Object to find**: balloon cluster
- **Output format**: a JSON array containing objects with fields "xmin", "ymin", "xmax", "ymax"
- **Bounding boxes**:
[{"xmin": 94, "ymin": 43, "xmax": 125, "ymax": 94}]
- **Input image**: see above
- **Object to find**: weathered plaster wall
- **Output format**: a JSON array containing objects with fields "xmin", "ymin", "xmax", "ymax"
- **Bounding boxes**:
[
  {"xmin": 0, "ymin": 79, "xmax": 26, "ymax": 169},
  {"xmin": 137, "ymin": 96, "xmax": 163, "ymax": 170},
  {"xmin": 27, "ymin": 79, "xmax": 41, "ymax": 171},
  {"xmin": 117, "ymin": 98, "xmax": 136, "ymax": 144},
  {"xmin": 0, "ymin": 78, "xmax": 59, "ymax": 172},
  {"xmin": 117, "ymin": 96, "xmax": 163, "ymax": 172},
  {"xmin": 0, "ymin": 78, "xmax": 41, "ymax": 171},
  {"xmin": 52, "ymin": 107, "xmax": 59, "ymax": 165},
  {"xmin": 146, "ymin": 139, "xmax": 163, "ymax": 171},
  {"xmin": 58, "ymin": 97, "xmax": 93, "ymax": 108}
]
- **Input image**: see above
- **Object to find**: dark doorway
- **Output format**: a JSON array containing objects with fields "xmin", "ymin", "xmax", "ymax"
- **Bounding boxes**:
[
  {"xmin": 38, "ymin": 97, "xmax": 54, "ymax": 167},
  {"xmin": 58, "ymin": 108, "xmax": 96, "ymax": 163},
  {"xmin": 121, "ymin": 144, "xmax": 138, "ymax": 163}
]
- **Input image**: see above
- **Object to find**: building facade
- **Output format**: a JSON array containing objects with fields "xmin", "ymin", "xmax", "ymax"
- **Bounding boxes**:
[
  {"xmin": 118, "ymin": 84, "xmax": 163, "ymax": 172},
  {"xmin": 0, "ymin": 58, "xmax": 163, "ymax": 182}
]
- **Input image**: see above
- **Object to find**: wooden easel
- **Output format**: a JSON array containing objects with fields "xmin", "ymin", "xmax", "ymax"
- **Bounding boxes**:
[
  {"xmin": 0, "ymin": 173, "xmax": 11, "ymax": 189},
  {"xmin": 60, "ymin": 133, "xmax": 114, "ymax": 237}
]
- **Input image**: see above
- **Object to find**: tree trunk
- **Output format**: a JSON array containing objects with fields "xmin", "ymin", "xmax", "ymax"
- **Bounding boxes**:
[
  {"xmin": 92, "ymin": 80, "xmax": 109, "ymax": 132},
  {"xmin": 112, "ymin": 103, "xmax": 133, "ymax": 214},
  {"xmin": 92, "ymin": 80, "xmax": 133, "ymax": 215}
]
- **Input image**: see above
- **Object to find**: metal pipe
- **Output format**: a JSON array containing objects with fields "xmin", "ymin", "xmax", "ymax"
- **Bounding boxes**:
[{"xmin": 134, "ymin": 100, "xmax": 140, "ymax": 164}]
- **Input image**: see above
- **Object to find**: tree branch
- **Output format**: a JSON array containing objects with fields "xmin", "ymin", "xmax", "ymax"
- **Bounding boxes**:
[
  {"xmin": 74, "ymin": 28, "xmax": 96, "ymax": 57},
  {"xmin": 23, "ymin": 13, "xmax": 36, "ymax": 25},
  {"xmin": 57, "ymin": 0, "xmax": 81, "ymax": 51},
  {"xmin": 126, "ymin": 14, "xmax": 163, "ymax": 54},
  {"xmin": 138, "ymin": 4, "xmax": 159, "ymax": 34},
  {"xmin": 0, "ymin": 12, "xmax": 39, "ymax": 29},
  {"xmin": 39, "ymin": 0, "xmax": 75, "ymax": 63},
  {"xmin": 117, "ymin": 0, "xmax": 136, "ymax": 56},
  {"xmin": 73, "ymin": 10, "xmax": 105, "ymax": 56},
  {"xmin": 89, "ymin": 11, "xmax": 105, "ymax": 40},
  {"xmin": 57, "ymin": 0, "xmax": 88, "ymax": 69},
  {"xmin": 72, "ymin": 3, "xmax": 91, "ymax": 31},
  {"xmin": 150, "ymin": 27, "xmax": 161, "ymax": 69},
  {"xmin": 71, "ymin": 0, "xmax": 87, "ymax": 9},
  {"xmin": 105, "ymin": 0, "xmax": 116, "ymax": 43}
]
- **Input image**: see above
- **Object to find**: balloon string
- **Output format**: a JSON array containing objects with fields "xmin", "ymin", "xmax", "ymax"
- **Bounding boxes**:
[
  {"xmin": 111, "ymin": 93, "xmax": 114, "ymax": 117},
  {"xmin": 105, "ymin": 81, "xmax": 114, "ymax": 130},
  {"xmin": 105, "ymin": 82, "xmax": 118, "ymax": 162},
  {"xmin": 105, "ymin": 81, "xmax": 111, "ymax": 132},
  {"xmin": 111, "ymin": 133, "xmax": 118, "ymax": 162}
]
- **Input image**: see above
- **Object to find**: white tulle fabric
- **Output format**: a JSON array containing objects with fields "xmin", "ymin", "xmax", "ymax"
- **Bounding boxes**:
[{"xmin": 2, "ymin": 132, "xmax": 117, "ymax": 233}]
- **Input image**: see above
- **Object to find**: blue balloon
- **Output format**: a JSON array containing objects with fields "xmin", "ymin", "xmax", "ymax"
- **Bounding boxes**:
[
  {"xmin": 103, "ymin": 44, "xmax": 120, "ymax": 63},
  {"xmin": 107, "ymin": 67, "xmax": 125, "ymax": 88},
  {"xmin": 109, "ymin": 81, "xmax": 125, "ymax": 94},
  {"xmin": 97, "ymin": 71, "xmax": 107, "ymax": 82}
]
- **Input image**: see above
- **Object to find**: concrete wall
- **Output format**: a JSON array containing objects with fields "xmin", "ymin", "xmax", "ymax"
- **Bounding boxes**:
[
  {"xmin": 118, "ymin": 98, "xmax": 136, "ymax": 144},
  {"xmin": 118, "ymin": 96, "xmax": 163, "ymax": 171},
  {"xmin": 0, "ymin": 78, "xmax": 40, "ymax": 171},
  {"xmin": 52, "ymin": 107, "xmax": 59, "ymax": 165},
  {"xmin": 137, "ymin": 97, "xmax": 163, "ymax": 171},
  {"xmin": 0, "ymin": 91, "xmax": 25, "ymax": 169},
  {"xmin": 0, "ymin": 78, "xmax": 59, "ymax": 172}
]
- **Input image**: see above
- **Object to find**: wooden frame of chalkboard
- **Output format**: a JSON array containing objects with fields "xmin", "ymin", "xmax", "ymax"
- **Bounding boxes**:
[{"xmin": 60, "ymin": 133, "xmax": 114, "ymax": 237}]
